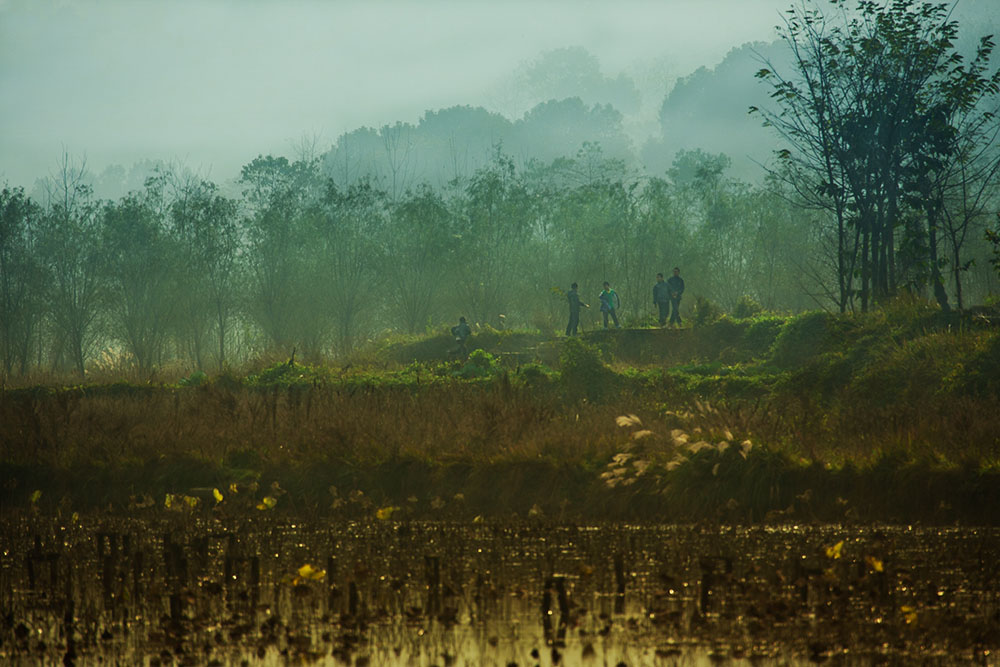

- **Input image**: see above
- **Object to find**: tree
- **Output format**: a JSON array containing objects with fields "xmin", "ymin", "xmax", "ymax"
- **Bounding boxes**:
[
  {"xmin": 986, "ymin": 213, "xmax": 1000, "ymax": 279},
  {"xmin": 454, "ymin": 148, "xmax": 533, "ymax": 325},
  {"xmin": 313, "ymin": 177, "xmax": 388, "ymax": 354},
  {"xmin": 387, "ymin": 185, "xmax": 457, "ymax": 334},
  {"xmin": 754, "ymin": 0, "xmax": 1000, "ymax": 312},
  {"xmin": 101, "ymin": 179, "xmax": 178, "ymax": 372},
  {"xmin": 0, "ymin": 185, "xmax": 43, "ymax": 376},
  {"xmin": 170, "ymin": 177, "xmax": 242, "ymax": 370},
  {"xmin": 37, "ymin": 155, "xmax": 105, "ymax": 377},
  {"xmin": 239, "ymin": 155, "xmax": 320, "ymax": 353}
]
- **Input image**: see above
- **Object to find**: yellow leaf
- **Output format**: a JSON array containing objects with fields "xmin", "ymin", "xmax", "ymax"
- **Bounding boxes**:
[
  {"xmin": 30, "ymin": 489, "xmax": 42, "ymax": 504},
  {"xmin": 825, "ymin": 540, "xmax": 844, "ymax": 559},
  {"xmin": 165, "ymin": 493, "xmax": 175, "ymax": 509},
  {"xmin": 71, "ymin": 512, "xmax": 80, "ymax": 523},
  {"xmin": 865, "ymin": 555, "xmax": 884, "ymax": 572},
  {"xmin": 183, "ymin": 495, "xmax": 199, "ymax": 509},
  {"xmin": 229, "ymin": 482, "xmax": 239, "ymax": 494},
  {"xmin": 213, "ymin": 488, "xmax": 224, "ymax": 503},
  {"xmin": 297, "ymin": 564, "xmax": 326, "ymax": 581},
  {"xmin": 256, "ymin": 495, "xmax": 278, "ymax": 510},
  {"xmin": 901, "ymin": 605, "xmax": 917, "ymax": 624},
  {"xmin": 376, "ymin": 506, "xmax": 399, "ymax": 520}
]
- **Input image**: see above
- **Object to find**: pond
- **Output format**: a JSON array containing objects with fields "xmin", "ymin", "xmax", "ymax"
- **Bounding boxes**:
[{"xmin": 2, "ymin": 517, "xmax": 998, "ymax": 665}]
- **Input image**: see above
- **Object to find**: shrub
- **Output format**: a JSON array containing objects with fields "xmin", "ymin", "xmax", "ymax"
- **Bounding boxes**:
[
  {"xmin": 769, "ymin": 311, "xmax": 837, "ymax": 368},
  {"xmin": 517, "ymin": 362, "xmax": 554, "ymax": 386},
  {"xmin": 732, "ymin": 295, "xmax": 763, "ymax": 319},
  {"xmin": 950, "ymin": 332, "xmax": 1000, "ymax": 398},
  {"xmin": 454, "ymin": 349, "xmax": 499, "ymax": 378},
  {"xmin": 178, "ymin": 370, "xmax": 208, "ymax": 387},
  {"xmin": 691, "ymin": 296, "xmax": 723, "ymax": 327},
  {"xmin": 742, "ymin": 316, "xmax": 786, "ymax": 358},
  {"xmin": 558, "ymin": 337, "xmax": 616, "ymax": 401}
]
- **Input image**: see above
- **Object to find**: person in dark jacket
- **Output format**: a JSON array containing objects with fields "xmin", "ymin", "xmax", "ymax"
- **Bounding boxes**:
[
  {"xmin": 653, "ymin": 272, "xmax": 671, "ymax": 326},
  {"xmin": 666, "ymin": 267, "xmax": 685, "ymax": 327},
  {"xmin": 565, "ymin": 282, "xmax": 589, "ymax": 336},
  {"xmin": 451, "ymin": 316, "xmax": 472, "ymax": 354}
]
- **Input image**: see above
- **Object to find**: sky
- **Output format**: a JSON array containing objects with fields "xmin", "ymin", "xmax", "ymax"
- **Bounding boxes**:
[
  {"xmin": 0, "ymin": 0, "xmax": 995, "ymax": 188},
  {"xmin": 0, "ymin": 0, "xmax": 800, "ymax": 187}
]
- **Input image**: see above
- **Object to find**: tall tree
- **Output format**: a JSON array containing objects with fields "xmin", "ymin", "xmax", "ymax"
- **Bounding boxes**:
[
  {"xmin": 754, "ymin": 0, "xmax": 1000, "ymax": 312},
  {"xmin": 170, "ymin": 177, "xmax": 242, "ymax": 369},
  {"xmin": 455, "ymin": 149, "xmax": 534, "ymax": 326},
  {"xmin": 101, "ymin": 179, "xmax": 178, "ymax": 372},
  {"xmin": 37, "ymin": 155, "xmax": 105, "ymax": 377},
  {"xmin": 313, "ymin": 177, "xmax": 388, "ymax": 354},
  {"xmin": 0, "ymin": 185, "xmax": 43, "ymax": 376},
  {"xmin": 387, "ymin": 185, "xmax": 457, "ymax": 334},
  {"xmin": 239, "ymin": 155, "xmax": 320, "ymax": 352}
]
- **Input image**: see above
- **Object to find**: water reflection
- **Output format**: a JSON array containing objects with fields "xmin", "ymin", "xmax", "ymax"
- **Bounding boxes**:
[{"xmin": 1, "ymin": 519, "xmax": 997, "ymax": 665}]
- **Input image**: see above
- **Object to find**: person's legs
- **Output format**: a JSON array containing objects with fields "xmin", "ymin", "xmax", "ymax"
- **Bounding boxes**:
[
  {"xmin": 658, "ymin": 302, "xmax": 668, "ymax": 326},
  {"xmin": 611, "ymin": 309, "xmax": 620, "ymax": 328},
  {"xmin": 603, "ymin": 311, "xmax": 610, "ymax": 328},
  {"xmin": 669, "ymin": 297, "xmax": 682, "ymax": 326},
  {"xmin": 566, "ymin": 311, "xmax": 578, "ymax": 336}
]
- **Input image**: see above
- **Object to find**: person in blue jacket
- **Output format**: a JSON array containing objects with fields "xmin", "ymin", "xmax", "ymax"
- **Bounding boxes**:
[{"xmin": 598, "ymin": 282, "xmax": 621, "ymax": 329}]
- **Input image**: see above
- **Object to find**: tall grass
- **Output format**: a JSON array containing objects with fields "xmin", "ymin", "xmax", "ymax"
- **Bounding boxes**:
[{"xmin": 3, "ymin": 300, "xmax": 999, "ymax": 521}]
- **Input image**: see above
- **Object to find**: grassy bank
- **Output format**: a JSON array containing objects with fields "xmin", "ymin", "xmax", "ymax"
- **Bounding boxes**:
[{"xmin": 2, "ymin": 300, "xmax": 998, "ymax": 523}]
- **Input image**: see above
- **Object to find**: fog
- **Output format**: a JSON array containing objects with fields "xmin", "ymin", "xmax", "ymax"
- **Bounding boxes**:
[{"xmin": 1, "ymin": 0, "xmax": 799, "ymax": 186}]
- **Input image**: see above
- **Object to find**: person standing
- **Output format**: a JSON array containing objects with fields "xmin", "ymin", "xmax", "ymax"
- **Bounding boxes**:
[
  {"xmin": 598, "ymin": 281, "xmax": 621, "ymax": 329},
  {"xmin": 653, "ymin": 272, "xmax": 671, "ymax": 327},
  {"xmin": 451, "ymin": 316, "xmax": 472, "ymax": 354},
  {"xmin": 666, "ymin": 267, "xmax": 685, "ymax": 327},
  {"xmin": 565, "ymin": 282, "xmax": 589, "ymax": 336}
]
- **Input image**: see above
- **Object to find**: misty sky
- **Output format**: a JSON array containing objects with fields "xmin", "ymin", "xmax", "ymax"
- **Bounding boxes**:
[{"xmin": 1, "ymin": 0, "xmax": 995, "ymax": 188}]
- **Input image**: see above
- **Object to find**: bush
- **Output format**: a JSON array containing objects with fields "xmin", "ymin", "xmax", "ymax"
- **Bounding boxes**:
[
  {"xmin": 742, "ymin": 316, "xmax": 786, "ymax": 358},
  {"xmin": 732, "ymin": 295, "xmax": 763, "ymax": 319},
  {"xmin": 769, "ymin": 311, "xmax": 838, "ymax": 368},
  {"xmin": 454, "ymin": 349, "xmax": 499, "ymax": 378},
  {"xmin": 178, "ymin": 370, "xmax": 208, "ymax": 387},
  {"xmin": 950, "ymin": 332, "xmax": 1000, "ymax": 398},
  {"xmin": 691, "ymin": 296, "xmax": 723, "ymax": 327},
  {"xmin": 558, "ymin": 337, "xmax": 616, "ymax": 401}
]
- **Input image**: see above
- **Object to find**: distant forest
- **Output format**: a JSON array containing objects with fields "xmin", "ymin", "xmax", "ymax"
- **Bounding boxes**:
[{"xmin": 3, "ymin": 1, "xmax": 1000, "ymax": 377}]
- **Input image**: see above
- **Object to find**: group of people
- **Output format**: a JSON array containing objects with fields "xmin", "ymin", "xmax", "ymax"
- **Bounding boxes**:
[
  {"xmin": 449, "ymin": 267, "xmax": 685, "ymax": 352},
  {"xmin": 565, "ymin": 267, "xmax": 685, "ymax": 336}
]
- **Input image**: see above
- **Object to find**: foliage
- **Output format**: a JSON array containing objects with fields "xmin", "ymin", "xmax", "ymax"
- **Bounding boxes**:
[
  {"xmin": 691, "ymin": 295, "xmax": 723, "ymax": 327},
  {"xmin": 769, "ymin": 310, "xmax": 839, "ymax": 368},
  {"xmin": 732, "ymin": 295, "xmax": 762, "ymax": 319},
  {"xmin": 177, "ymin": 370, "xmax": 207, "ymax": 387},
  {"xmin": 987, "ymin": 216, "xmax": 1000, "ymax": 279},
  {"xmin": 453, "ymin": 348, "xmax": 499, "ymax": 378},
  {"xmin": 558, "ymin": 336, "xmax": 616, "ymax": 401},
  {"xmin": 754, "ymin": 0, "xmax": 1000, "ymax": 313}
]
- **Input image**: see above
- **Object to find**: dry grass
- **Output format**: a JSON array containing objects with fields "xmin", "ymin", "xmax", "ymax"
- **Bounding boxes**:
[{"xmin": 0, "ymin": 379, "xmax": 662, "ymax": 471}]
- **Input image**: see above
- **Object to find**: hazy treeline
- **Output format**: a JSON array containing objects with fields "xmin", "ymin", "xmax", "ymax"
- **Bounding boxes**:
[
  {"xmin": 3, "ymin": 1, "xmax": 1000, "ymax": 378},
  {"xmin": 3, "ymin": 139, "xmax": 998, "ymax": 379},
  {"xmin": 1, "ymin": 144, "xmax": 832, "ymax": 377}
]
